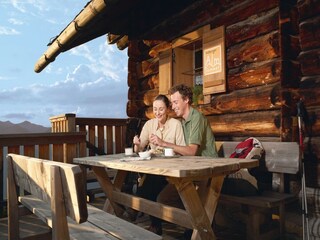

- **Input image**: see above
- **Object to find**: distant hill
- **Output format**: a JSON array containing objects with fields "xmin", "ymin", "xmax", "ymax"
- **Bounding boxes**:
[{"xmin": 0, "ymin": 121, "xmax": 50, "ymax": 134}]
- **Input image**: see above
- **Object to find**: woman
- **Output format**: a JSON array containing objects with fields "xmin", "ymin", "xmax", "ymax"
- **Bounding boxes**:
[
  {"xmin": 133, "ymin": 94, "xmax": 185, "ymax": 235},
  {"xmin": 133, "ymin": 94, "xmax": 185, "ymax": 153}
]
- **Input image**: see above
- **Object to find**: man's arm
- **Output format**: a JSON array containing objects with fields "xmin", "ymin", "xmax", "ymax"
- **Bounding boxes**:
[{"xmin": 149, "ymin": 134, "xmax": 198, "ymax": 156}]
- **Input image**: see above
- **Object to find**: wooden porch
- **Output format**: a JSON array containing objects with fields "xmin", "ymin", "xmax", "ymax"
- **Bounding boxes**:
[
  {"xmin": 0, "ymin": 195, "xmax": 302, "ymax": 240},
  {"xmin": 0, "ymin": 114, "xmax": 302, "ymax": 239}
]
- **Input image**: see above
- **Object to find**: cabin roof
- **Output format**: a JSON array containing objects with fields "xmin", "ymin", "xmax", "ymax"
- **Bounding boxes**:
[{"xmin": 34, "ymin": 0, "xmax": 196, "ymax": 73}]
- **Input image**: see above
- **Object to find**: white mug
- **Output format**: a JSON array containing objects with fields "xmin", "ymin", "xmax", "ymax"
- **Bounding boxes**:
[
  {"xmin": 164, "ymin": 148, "xmax": 174, "ymax": 157},
  {"xmin": 125, "ymin": 147, "xmax": 133, "ymax": 156}
]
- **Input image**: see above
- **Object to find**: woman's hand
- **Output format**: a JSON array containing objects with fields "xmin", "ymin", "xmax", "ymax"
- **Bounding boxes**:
[
  {"xmin": 133, "ymin": 135, "xmax": 140, "ymax": 145},
  {"xmin": 133, "ymin": 135, "xmax": 141, "ymax": 153}
]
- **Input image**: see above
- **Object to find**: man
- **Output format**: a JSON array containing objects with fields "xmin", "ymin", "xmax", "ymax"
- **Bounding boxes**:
[
  {"xmin": 150, "ymin": 84, "xmax": 217, "ymax": 157},
  {"xmin": 148, "ymin": 84, "xmax": 218, "ymax": 236}
]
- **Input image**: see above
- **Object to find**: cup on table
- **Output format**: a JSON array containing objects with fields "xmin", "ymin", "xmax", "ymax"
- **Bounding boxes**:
[
  {"xmin": 125, "ymin": 147, "xmax": 133, "ymax": 156},
  {"xmin": 164, "ymin": 147, "xmax": 174, "ymax": 157}
]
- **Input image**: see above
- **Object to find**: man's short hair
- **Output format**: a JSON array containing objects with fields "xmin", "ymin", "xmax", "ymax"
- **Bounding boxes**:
[{"xmin": 169, "ymin": 84, "xmax": 193, "ymax": 105}]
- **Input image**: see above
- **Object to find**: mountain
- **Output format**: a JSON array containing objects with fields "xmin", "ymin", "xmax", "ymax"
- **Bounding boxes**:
[{"xmin": 0, "ymin": 121, "xmax": 50, "ymax": 134}]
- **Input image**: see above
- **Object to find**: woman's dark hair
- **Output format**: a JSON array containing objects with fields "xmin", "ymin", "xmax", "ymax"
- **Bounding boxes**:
[
  {"xmin": 169, "ymin": 84, "xmax": 193, "ymax": 104},
  {"xmin": 154, "ymin": 94, "xmax": 170, "ymax": 108}
]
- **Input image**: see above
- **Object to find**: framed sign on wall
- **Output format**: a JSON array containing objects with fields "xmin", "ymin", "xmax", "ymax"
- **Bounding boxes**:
[{"xmin": 203, "ymin": 26, "xmax": 226, "ymax": 95}]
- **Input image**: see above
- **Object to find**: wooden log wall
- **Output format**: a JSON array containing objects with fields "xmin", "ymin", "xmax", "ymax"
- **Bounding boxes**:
[
  {"xmin": 297, "ymin": 0, "xmax": 320, "ymax": 187},
  {"xmin": 127, "ymin": 1, "xmax": 298, "ymax": 138}
]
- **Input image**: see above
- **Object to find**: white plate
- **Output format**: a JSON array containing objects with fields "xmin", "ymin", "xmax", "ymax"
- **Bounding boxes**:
[{"xmin": 120, "ymin": 156, "xmax": 151, "ymax": 161}]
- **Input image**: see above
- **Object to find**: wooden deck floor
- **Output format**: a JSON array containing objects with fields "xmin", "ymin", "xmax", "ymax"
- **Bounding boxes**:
[
  {"xmin": 0, "ymin": 196, "xmax": 301, "ymax": 240},
  {"xmin": 0, "ymin": 196, "xmax": 244, "ymax": 240}
]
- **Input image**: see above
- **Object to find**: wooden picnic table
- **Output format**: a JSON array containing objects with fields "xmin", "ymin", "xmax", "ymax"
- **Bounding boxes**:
[{"xmin": 73, "ymin": 154, "xmax": 258, "ymax": 240}]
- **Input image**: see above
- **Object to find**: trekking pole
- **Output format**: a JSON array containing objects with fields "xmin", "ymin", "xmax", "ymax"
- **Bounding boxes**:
[{"xmin": 297, "ymin": 99, "xmax": 310, "ymax": 240}]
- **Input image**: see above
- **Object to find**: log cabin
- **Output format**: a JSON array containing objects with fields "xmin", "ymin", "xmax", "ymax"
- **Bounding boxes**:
[{"xmin": 34, "ymin": 0, "xmax": 320, "ymax": 238}]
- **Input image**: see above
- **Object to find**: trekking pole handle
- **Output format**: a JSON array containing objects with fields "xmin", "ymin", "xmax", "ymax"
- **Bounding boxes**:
[{"xmin": 297, "ymin": 99, "xmax": 304, "ymax": 117}]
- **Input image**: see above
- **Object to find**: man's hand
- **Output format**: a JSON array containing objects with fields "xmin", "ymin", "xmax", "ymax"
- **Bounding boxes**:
[
  {"xmin": 149, "ymin": 134, "xmax": 164, "ymax": 147},
  {"xmin": 150, "ymin": 134, "xmax": 199, "ymax": 156}
]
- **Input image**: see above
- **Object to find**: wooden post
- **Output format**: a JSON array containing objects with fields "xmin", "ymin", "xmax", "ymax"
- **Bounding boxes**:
[
  {"xmin": 50, "ymin": 114, "xmax": 77, "ymax": 162},
  {"xmin": 50, "ymin": 113, "xmax": 76, "ymax": 133}
]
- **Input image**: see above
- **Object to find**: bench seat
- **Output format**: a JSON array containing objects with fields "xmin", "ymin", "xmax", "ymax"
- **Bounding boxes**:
[
  {"xmin": 7, "ymin": 154, "xmax": 161, "ymax": 240},
  {"xmin": 220, "ymin": 191, "xmax": 296, "ymax": 209},
  {"xmin": 20, "ymin": 195, "xmax": 160, "ymax": 240},
  {"xmin": 216, "ymin": 141, "xmax": 300, "ymax": 240}
]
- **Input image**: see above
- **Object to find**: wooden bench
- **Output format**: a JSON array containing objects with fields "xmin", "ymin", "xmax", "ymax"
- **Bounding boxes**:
[
  {"xmin": 216, "ymin": 141, "xmax": 300, "ymax": 240},
  {"xmin": 7, "ymin": 153, "xmax": 162, "ymax": 240}
]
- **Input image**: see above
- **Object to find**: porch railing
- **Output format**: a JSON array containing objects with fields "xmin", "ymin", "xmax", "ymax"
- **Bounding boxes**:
[
  {"xmin": 50, "ymin": 113, "xmax": 129, "ymax": 155},
  {"xmin": 1, "ymin": 114, "xmax": 143, "ymax": 217}
]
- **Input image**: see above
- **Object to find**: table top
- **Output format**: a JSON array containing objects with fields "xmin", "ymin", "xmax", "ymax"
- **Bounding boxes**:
[{"xmin": 73, "ymin": 154, "xmax": 258, "ymax": 178}]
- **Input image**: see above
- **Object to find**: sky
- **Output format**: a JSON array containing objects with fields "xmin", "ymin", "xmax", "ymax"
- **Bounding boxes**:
[{"xmin": 0, "ymin": 0, "xmax": 128, "ymax": 127}]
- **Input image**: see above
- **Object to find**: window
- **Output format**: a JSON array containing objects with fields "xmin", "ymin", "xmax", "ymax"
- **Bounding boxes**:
[{"xmin": 159, "ymin": 25, "xmax": 226, "ymax": 102}]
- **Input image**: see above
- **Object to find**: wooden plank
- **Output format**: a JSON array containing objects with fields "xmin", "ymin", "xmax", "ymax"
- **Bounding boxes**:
[
  {"xmin": 8, "ymin": 146, "xmax": 19, "ymax": 154},
  {"xmin": 64, "ymin": 143, "xmax": 77, "ymax": 163},
  {"xmin": 217, "ymin": 141, "xmax": 300, "ymax": 174},
  {"xmin": 51, "ymin": 165, "xmax": 70, "ymax": 239},
  {"xmin": 227, "ymin": 31, "xmax": 279, "ymax": 68},
  {"xmin": 88, "ymin": 125, "xmax": 95, "ymax": 156},
  {"xmin": 169, "ymin": 178, "xmax": 215, "ymax": 240},
  {"xmin": 226, "ymin": 8, "xmax": 279, "ymax": 47},
  {"xmin": 19, "ymin": 195, "xmax": 161, "ymax": 240},
  {"xmin": 52, "ymin": 144, "xmax": 63, "ymax": 162},
  {"xmin": 97, "ymin": 125, "xmax": 105, "ymax": 153},
  {"xmin": 114, "ymin": 126, "xmax": 122, "ymax": 154},
  {"xmin": 207, "ymin": 110, "xmax": 281, "ymax": 137},
  {"xmin": 91, "ymin": 166, "xmax": 125, "ymax": 215},
  {"xmin": 87, "ymin": 204, "xmax": 162, "ymax": 240},
  {"xmin": 39, "ymin": 144, "xmax": 50, "ymax": 159},
  {"xmin": 111, "ymin": 189, "xmax": 192, "ymax": 229},
  {"xmin": 0, "ymin": 147, "xmax": 3, "ymax": 171},
  {"xmin": 7, "ymin": 155, "xmax": 20, "ymax": 239},
  {"xmin": 141, "ymin": 59, "xmax": 158, "ymax": 78},
  {"xmin": 228, "ymin": 60, "xmax": 281, "ymax": 91},
  {"xmin": 24, "ymin": 145, "xmax": 35, "ymax": 157},
  {"xmin": 200, "ymin": 176, "xmax": 225, "ymax": 224},
  {"xmin": 219, "ymin": 191, "xmax": 296, "ymax": 208},
  {"xmin": 78, "ymin": 125, "xmax": 87, "ymax": 157},
  {"xmin": 106, "ymin": 126, "xmax": 113, "ymax": 154},
  {"xmin": 74, "ymin": 155, "xmax": 257, "ymax": 178},
  {"xmin": 159, "ymin": 50, "xmax": 172, "ymax": 95},
  {"xmin": 0, "ymin": 132, "xmax": 86, "ymax": 146},
  {"xmin": 298, "ymin": 0, "xmax": 320, "ymax": 22},
  {"xmin": 9, "ymin": 154, "xmax": 87, "ymax": 223},
  {"xmin": 298, "ymin": 49, "xmax": 320, "ymax": 76}
]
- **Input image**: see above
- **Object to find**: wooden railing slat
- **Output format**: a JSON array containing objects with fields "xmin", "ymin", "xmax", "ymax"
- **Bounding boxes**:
[
  {"xmin": 8, "ymin": 146, "xmax": 20, "ymax": 154},
  {"xmin": 115, "ymin": 126, "xmax": 122, "ymax": 154},
  {"xmin": 53, "ymin": 144, "xmax": 64, "ymax": 162},
  {"xmin": 24, "ymin": 145, "xmax": 35, "ymax": 157},
  {"xmin": 39, "ymin": 144, "xmax": 50, "ymax": 159},
  {"xmin": 106, "ymin": 126, "xmax": 113, "ymax": 154},
  {"xmin": 97, "ymin": 126, "xmax": 104, "ymax": 153},
  {"xmin": 88, "ymin": 126, "xmax": 95, "ymax": 156}
]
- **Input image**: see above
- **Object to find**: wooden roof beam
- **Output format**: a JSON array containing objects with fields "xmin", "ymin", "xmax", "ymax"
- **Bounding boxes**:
[{"xmin": 34, "ymin": 0, "xmax": 107, "ymax": 73}]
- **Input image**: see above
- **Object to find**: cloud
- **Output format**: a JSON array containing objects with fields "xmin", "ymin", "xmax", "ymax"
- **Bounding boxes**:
[
  {"xmin": 0, "ymin": 76, "xmax": 10, "ymax": 81},
  {"xmin": 70, "ymin": 41, "xmax": 127, "ymax": 82},
  {"xmin": 0, "ymin": 26, "xmax": 20, "ymax": 35},
  {"xmin": 3, "ymin": 113, "xmax": 35, "ymax": 121},
  {"xmin": 0, "ymin": 42, "xmax": 129, "ymax": 127},
  {"xmin": 8, "ymin": 18, "xmax": 23, "ymax": 25},
  {"xmin": 9, "ymin": 0, "xmax": 48, "ymax": 13}
]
